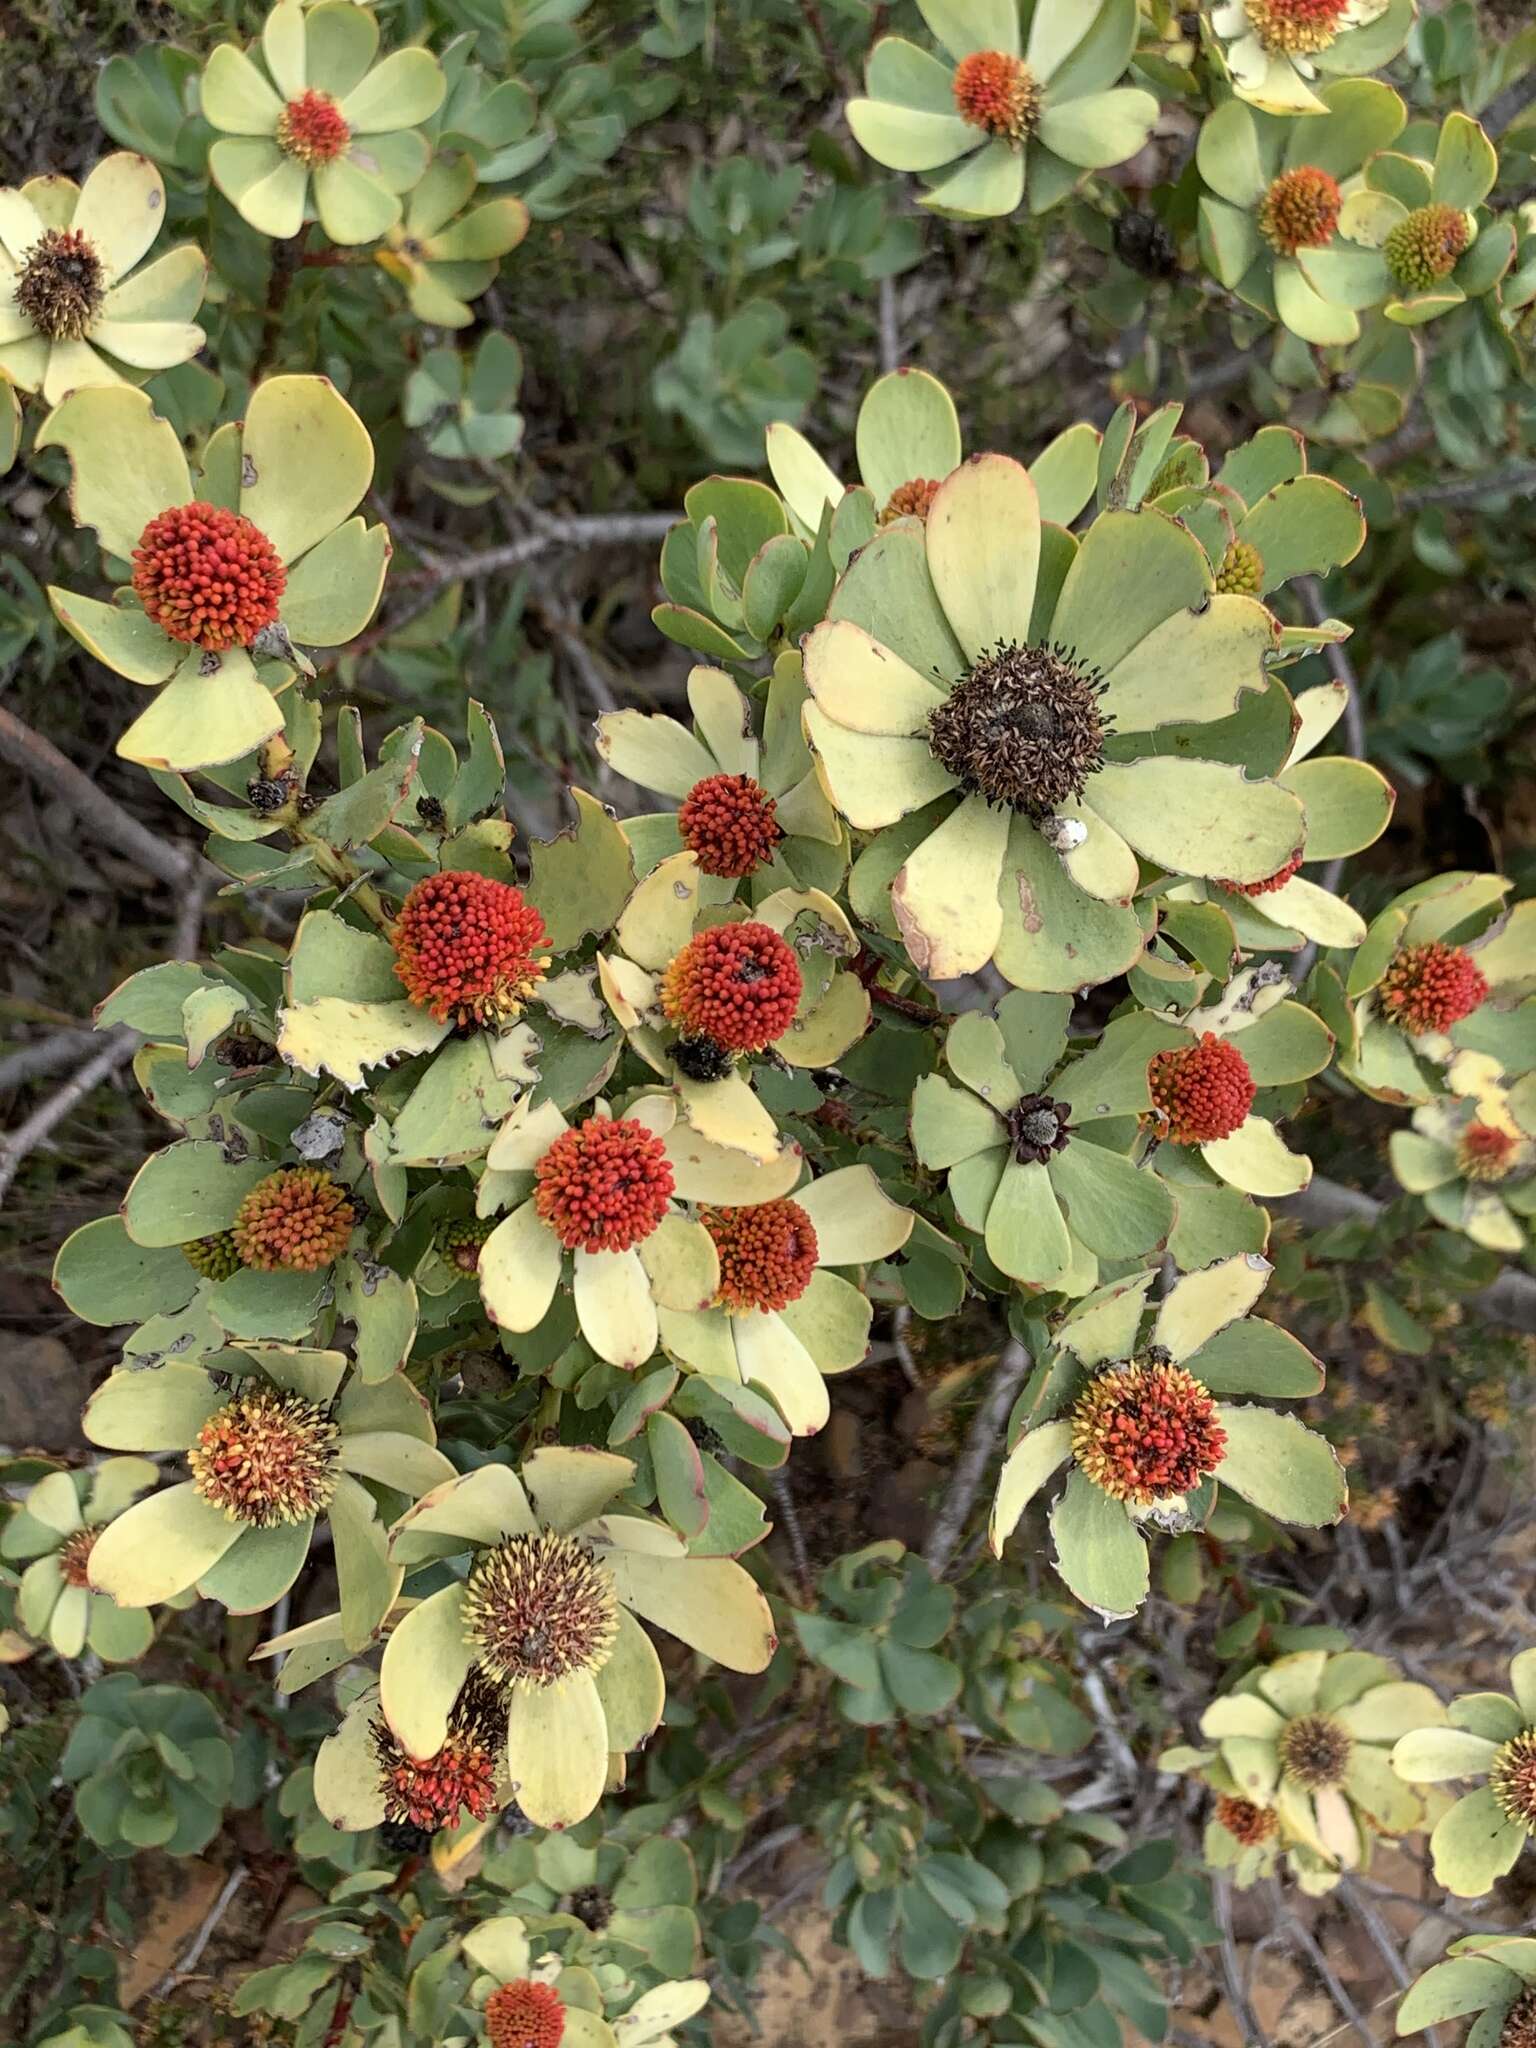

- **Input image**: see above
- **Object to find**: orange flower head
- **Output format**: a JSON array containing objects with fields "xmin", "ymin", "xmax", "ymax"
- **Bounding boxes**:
[
  {"xmin": 132, "ymin": 502, "xmax": 286, "ymax": 652},
  {"xmin": 952, "ymin": 50, "xmax": 1040, "ymax": 141},
  {"xmin": 1258, "ymin": 167, "xmax": 1342, "ymax": 255},
  {"xmin": 393, "ymin": 871, "xmax": 551, "ymax": 1029},
  {"xmin": 1148, "ymin": 1033, "xmax": 1255, "ymax": 1146},
  {"xmin": 677, "ymin": 772, "xmax": 784, "ymax": 878},
  {"xmin": 233, "ymin": 1167, "xmax": 355, "ymax": 1272},
  {"xmin": 1071, "ymin": 1359, "xmax": 1227, "ymax": 1507},
  {"xmin": 371, "ymin": 1673, "xmax": 505, "ymax": 1833},
  {"xmin": 533, "ymin": 1115, "xmax": 674, "ymax": 1254},
  {"xmin": 277, "ymin": 89, "xmax": 351, "ymax": 165},
  {"xmin": 485, "ymin": 1981, "xmax": 566, "ymax": 2048},
  {"xmin": 1215, "ymin": 1794, "xmax": 1277, "ymax": 1847},
  {"xmin": 1459, "ymin": 1121, "xmax": 1520, "ymax": 1184},
  {"xmin": 1216, "ymin": 852, "xmax": 1303, "ymax": 898},
  {"xmin": 1244, "ymin": 0, "xmax": 1350, "ymax": 54},
  {"xmin": 1377, "ymin": 941, "xmax": 1489, "ymax": 1036},
  {"xmin": 703, "ymin": 1198, "xmax": 819, "ymax": 1313},
  {"xmin": 661, "ymin": 922, "xmax": 802, "ymax": 1053},
  {"xmin": 880, "ymin": 477, "xmax": 944, "ymax": 525},
  {"xmin": 188, "ymin": 1387, "xmax": 339, "ymax": 1528}
]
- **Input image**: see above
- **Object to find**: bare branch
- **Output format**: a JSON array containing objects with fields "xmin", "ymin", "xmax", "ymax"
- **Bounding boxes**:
[
  {"xmin": 0, "ymin": 1028, "xmax": 99, "ymax": 1093},
  {"xmin": 1398, "ymin": 461, "xmax": 1536, "ymax": 511},
  {"xmin": 395, "ymin": 511, "xmax": 678, "ymax": 592},
  {"xmin": 878, "ymin": 277, "xmax": 900, "ymax": 376},
  {"xmin": 924, "ymin": 1337, "xmax": 1032, "ymax": 1575},
  {"xmin": 0, "ymin": 701, "xmax": 196, "ymax": 890}
]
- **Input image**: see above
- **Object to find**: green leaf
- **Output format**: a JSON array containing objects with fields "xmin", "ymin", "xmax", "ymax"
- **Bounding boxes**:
[
  {"xmin": 122, "ymin": 1142, "xmax": 271, "ymax": 1248},
  {"xmin": 525, "ymin": 787, "xmax": 636, "ymax": 949},
  {"xmin": 1214, "ymin": 1408, "xmax": 1346, "ymax": 1527},
  {"xmin": 647, "ymin": 1410, "xmax": 709, "ymax": 1539},
  {"xmin": 1049, "ymin": 1468, "xmax": 1149, "ymax": 1620},
  {"xmin": 53, "ymin": 1216, "xmax": 200, "ymax": 1325}
]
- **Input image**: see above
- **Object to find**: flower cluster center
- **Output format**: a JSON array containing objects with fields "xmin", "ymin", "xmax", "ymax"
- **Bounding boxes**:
[
  {"xmin": 1491, "ymin": 1728, "xmax": 1536, "ymax": 1831},
  {"xmin": 1216, "ymin": 851, "xmax": 1303, "ymax": 898},
  {"xmin": 371, "ymin": 1674, "xmax": 505, "ymax": 1833},
  {"xmin": 677, "ymin": 772, "xmax": 784, "ymax": 878},
  {"xmin": 880, "ymin": 477, "xmax": 944, "ymax": 525},
  {"xmin": 233, "ymin": 1167, "xmax": 356, "ymax": 1273},
  {"xmin": 277, "ymin": 88, "xmax": 351, "ymax": 165},
  {"xmin": 1070, "ymin": 1359, "xmax": 1227, "ymax": 1507},
  {"xmin": 1148, "ymin": 1032, "xmax": 1255, "ymax": 1146},
  {"xmin": 1215, "ymin": 1793, "xmax": 1277, "ymax": 1847},
  {"xmin": 1377, "ymin": 940, "xmax": 1489, "ymax": 1036},
  {"xmin": 16, "ymin": 226, "xmax": 105, "ymax": 340},
  {"xmin": 952, "ymin": 50, "xmax": 1041, "ymax": 142},
  {"xmin": 1244, "ymin": 0, "xmax": 1350, "ymax": 55},
  {"xmin": 1278, "ymin": 1711, "xmax": 1353, "ymax": 1788},
  {"xmin": 1258, "ymin": 167, "xmax": 1342, "ymax": 257},
  {"xmin": 1007, "ymin": 1093, "xmax": 1074, "ymax": 1166},
  {"xmin": 534, "ymin": 1114, "xmax": 674, "ymax": 1254},
  {"xmin": 392, "ymin": 870, "xmax": 551, "ymax": 1029},
  {"xmin": 188, "ymin": 1387, "xmax": 340, "ymax": 1528},
  {"xmin": 438, "ymin": 1216, "xmax": 495, "ymax": 1271},
  {"xmin": 131, "ymin": 501, "xmax": 287, "ymax": 652},
  {"xmin": 1459, "ymin": 1120, "xmax": 1521, "ymax": 1184},
  {"xmin": 1383, "ymin": 203, "xmax": 1470, "ymax": 294},
  {"xmin": 703, "ymin": 1198, "xmax": 820, "ymax": 1314},
  {"xmin": 485, "ymin": 1980, "xmax": 567, "ymax": 2048},
  {"xmin": 462, "ymin": 1531, "xmax": 620, "ymax": 1690},
  {"xmin": 927, "ymin": 641, "xmax": 1111, "ymax": 819},
  {"xmin": 58, "ymin": 1526, "xmax": 98, "ymax": 1589},
  {"xmin": 661, "ymin": 921, "xmax": 803, "ymax": 1053}
]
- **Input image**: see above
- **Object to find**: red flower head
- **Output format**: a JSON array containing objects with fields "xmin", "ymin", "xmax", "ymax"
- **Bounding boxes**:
[
  {"xmin": 1377, "ymin": 941, "xmax": 1489, "ymax": 1036},
  {"xmin": 534, "ymin": 1115, "xmax": 675, "ymax": 1254},
  {"xmin": 952, "ymin": 50, "xmax": 1040, "ymax": 140},
  {"xmin": 676, "ymin": 772, "xmax": 784, "ymax": 878},
  {"xmin": 1258, "ymin": 167, "xmax": 1342, "ymax": 256},
  {"xmin": 702, "ymin": 1199, "xmax": 820, "ymax": 1314},
  {"xmin": 1147, "ymin": 1033, "xmax": 1255, "ymax": 1146},
  {"xmin": 1243, "ymin": 0, "xmax": 1350, "ymax": 55},
  {"xmin": 371, "ymin": 1673, "xmax": 504, "ymax": 1834},
  {"xmin": 1458, "ymin": 1120, "xmax": 1521, "ymax": 1184},
  {"xmin": 187, "ymin": 1387, "xmax": 339, "ymax": 1528},
  {"xmin": 660, "ymin": 922, "xmax": 802, "ymax": 1053},
  {"xmin": 1216, "ymin": 852, "xmax": 1304, "ymax": 898},
  {"xmin": 131, "ymin": 502, "xmax": 286, "ymax": 652},
  {"xmin": 880, "ymin": 477, "xmax": 944, "ymax": 525},
  {"xmin": 1216, "ymin": 1794, "xmax": 1278, "ymax": 1847},
  {"xmin": 233, "ymin": 1167, "xmax": 355, "ymax": 1272},
  {"xmin": 485, "ymin": 1981, "xmax": 566, "ymax": 2048},
  {"xmin": 1071, "ymin": 1358, "xmax": 1227, "ymax": 1507},
  {"xmin": 393, "ymin": 871, "xmax": 551, "ymax": 1029},
  {"xmin": 277, "ymin": 88, "xmax": 351, "ymax": 165}
]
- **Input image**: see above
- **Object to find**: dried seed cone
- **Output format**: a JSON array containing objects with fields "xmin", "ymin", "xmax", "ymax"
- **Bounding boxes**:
[
  {"xmin": 1278, "ymin": 1711, "xmax": 1353, "ymax": 1787},
  {"xmin": 461, "ymin": 1531, "xmax": 620, "ymax": 1689}
]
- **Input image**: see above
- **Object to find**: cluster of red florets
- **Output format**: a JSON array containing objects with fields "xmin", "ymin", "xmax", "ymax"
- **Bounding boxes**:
[
  {"xmin": 131, "ymin": 502, "xmax": 286, "ymax": 652},
  {"xmin": 392, "ymin": 870, "xmax": 551, "ymax": 1028},
  {"xmin": 1147, "ymin": 1033, "xmax": 1255, "ymax": 1146},
  {"xmin": 952, "ymin": 49, "xmax": 1040, "ymax": 139},
  {"xmin": 233, "ymin": 1167, "xmax": 355, "ymax": 1272},
  {"xmin": 676, "ymin": 773, "xmax": 784, "ymax": 878},
  {"xmin": 187, "ymin": 1387, "xmax": 340, "ymax": 1528},
  {"xmin": 1377, "ymin": 941, "xmax": 1489, "ymax": 1036},
  {"xmin": 661, "ymin": 922, "xmax": 802, "ymax": 1053},
  {"xmin": 371, "ymin": 1695, "xmax": 502, "ymax": 1834},
  {"xmin": 881, "ymin": 477, "xmax": 944, "ymax": 524},
  {"xmin": 1215, "ymin": 1794, "xmax": 1278, "ymax": 1848},
  {"xmin": 1071, "ymin": 1359, "xmax": 1228, "ymax": 1507},
  {"xmin": 1244, "ymin": 0, "xmax": 1349, "ymax": 54},
  {"xmin": 1216, "ymin": 852, "xmax": 1304, "ymax": 898},
  {"xmin": 484, "ymin": 1981, "xmax": 567, "ymax": 2048},
  {"xmin": 533, "ymin": 1116, "xmax": 675, "ymax": 1254},
  {"xmin": 702, "ymin": 1199, "xmax": 820, "ymax": 1314},
  {"xmin": 276, "ymin": 88, "xmax": 351, "ymax": 165},
  {"xmin": 1458, "ymin": 1121, "xmax": 1521, "ymax": 1183},
  {"xmin": 1258, "ymin": 166, "xmax": 1342, "ymax": 255}
]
